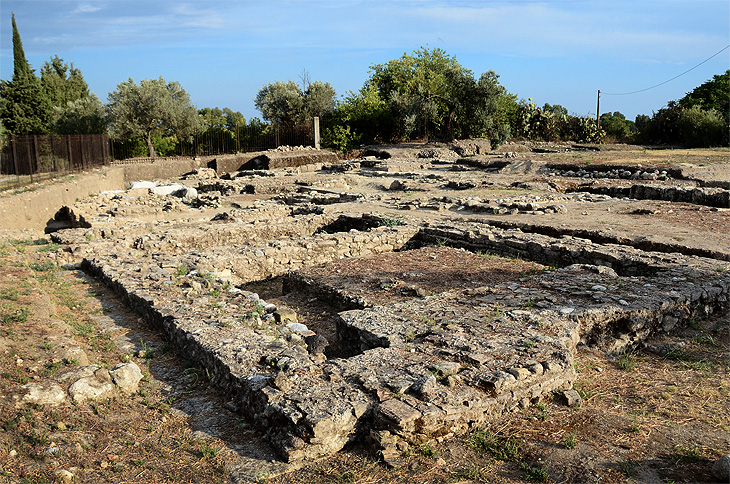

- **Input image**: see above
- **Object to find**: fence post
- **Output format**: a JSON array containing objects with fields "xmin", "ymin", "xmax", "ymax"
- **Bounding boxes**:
[
  {"xmin": 81, "ymin": 135, "xmax": 87, "ymax": 170},
  {"xmin": 313, "ymin": 117, "xmax": 320, "ymax": 149},
  {"xmin": 11, "ymin": 135, "xmax": 19, "ymax": 178},
  {"xmin": 33, "ymin": 135, "xmax": 41, "ymax": 181},
  {"xmin": 66, "ymin": 135, "xmax": 74, "ymax": 170}
]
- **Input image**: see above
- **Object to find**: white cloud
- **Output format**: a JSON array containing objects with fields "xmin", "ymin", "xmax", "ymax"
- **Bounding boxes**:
[{"xmin": 73, "ymin": 3, "xmax": 102, "ymax": 14}]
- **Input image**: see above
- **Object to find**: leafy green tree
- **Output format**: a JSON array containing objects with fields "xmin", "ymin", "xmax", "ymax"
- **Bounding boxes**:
[
  {"xmin": 323, "ymin": 84, "xmax": 392, "ymax": 150},
  {"xmin": 198, "ymin": 107, "xmax": 246, "ymax": 153},
  {"xmin": 40, "ymin": 56, "xmax": 90, "ymax": 108},
  {"xmin": 0, "ymin": 13, "xmax": 52, "ymax": 134},
  {"xmin": 254, "ymin": 79, "xmax": 336, "ymax": 127},
  {"xmin": 677, "ymin": 106, "xmax": 727, "ymax": 147},
  {"xmin": 368, "ymin": 47, "xmax": 465, "ymax": 140},
  {"xmin": 53, "ymin": 94, "xmax": 106, "ymax": 134},
  {"xmin": 542, "ymin": 103, "xmax": 568, "ymax": 117},
  {"xmin": 599, "ymin": 111, "xmax": 635, "ymax": 141},
  {"xmin": 304, "ymin": 81, "xmax": 336, "ymax": 119},
  {"xmin": 107, "ymin": 77, "xmax": 203, "ymax": 158},
  {"xmin": 349, "ymin": 47, "xmax": 510, "ymax": 144},
  {"xmin": 679, "ymin": 70, "xmax": 729, "ymax": 124},
  {"xmin": 254, "ymin": 81, "xmax": 305, "ymax": 127}
]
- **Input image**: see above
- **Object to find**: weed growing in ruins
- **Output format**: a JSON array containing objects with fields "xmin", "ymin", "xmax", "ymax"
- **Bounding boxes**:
[
  {"xmin": 36, "ymin": 243, "xmax": 62, "ymax": 253},
  {"xmin": 420, "ymin": 443, "xmax": 438, "ymax": 457},
  {"xmin": 562, "ymin": 430, "xmax": 578, "ymax": 449},
  {"xmin": 670, "ymin": 444, "xmax": 704, "ymax": 464},
  {"xmin": 466, "ymin": 428, "xmax": 521, "ymax": 461},
  {"xmin": 619, "ymin": 460, "xmax": 636, "ymax": 477},
  {"xmin": 521, "ymin": 463, "xmax": 550, "ymax": 482},
  {"xmin": 618, "ymin": 352, "xmax": 636, "ymax": 371},
  {"xmin": 379, "ymin": 217, "xmax": 406, "ymax": 227},
  {"xmin": 536, "ymin": 403, "xmax": 550, "ymax": 421},
  {"xmin": 1, "ymin": 305, "xmax": 29, "ymax": 325},
  {"xmin": 693, "ymin": 333, "xmax": 716, "ymax": 346},
  {"xmin": 457, "ymin": 464, "xmax": 490, "ymax": 481},
  {"xmin": 139, "ymin": 341, "xmax": 155, "ymax": 359},
  {"xmin": 523, "ymin": 339, "xmax": 536, "ymax": 349},
  {"xmin": 175, "ymin": 264, "xmax": 189, "ymax": 277},
  {"xmin": 29, "ymin": 261, "xmax": 57, "ymax": 272},
  {"xmin": 573, "ymin": 380, "xmax": 597, "ymax": 401}
]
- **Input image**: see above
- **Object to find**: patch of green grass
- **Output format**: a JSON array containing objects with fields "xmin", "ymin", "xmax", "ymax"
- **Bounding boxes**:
[
  {"xmin": 200, "ymin": 443, "xmax": 218, "ymax": 459},
  {"xmin": 521, "ymin": 463, "xmax": 550, "ymax": 482},
  {"xmin": 1, "ymin": 305, "xmax": 30, "ymax": 325},
  {"xmin": 29, "ymin": 261, "xmax": 57, "ymax": 272},
  {"xmin": 670, "ymin": 443, "xmax": 704, "ymax": 464},
  {"xmin": 378, "ymin": 217, "xmax": 406, "ymax": 227},
  {"xmin": 0, "ymin": 287, "xmax": 20, "ymax": 301},
  {"xmin": 36, "ymin": 243, "xmax": 62, "ymax": 253},
  {"xmin": 420, "ymin": 443, "xmax": 438, "ymax": 457},
  {"xmin": 572, "ymin": 380, "xmax": 597, "ymax": 401},
  {"xmin": 457, "ymin": 464, "xmax": 490, "ymax": 481},
  {"xmin": 69, "ymin": 318, "xmax": 95, "ymax": 338},
  {"xmin": 562, "ymin": 430, "xmax": 578, "ymax": 449},
  {"xmin": 536, "ymin": 403, "xmax": 550, "ymax": 421},
  {"xmin": 619, "ymin": 460, "xmax": 636, "ymax": 477},
  {"xmin": 693, "ymin": 333, "xmax": 716, "ymax": 346},
  {"xmin": 618, "ymin": 352, "xmax": 636, "ymax": 371},
  {"xmin": 466, "ymin": 428, "xmax": 521, "ymax": 461}
]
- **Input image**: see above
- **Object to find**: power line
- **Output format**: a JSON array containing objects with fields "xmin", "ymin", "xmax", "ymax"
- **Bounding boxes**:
[{"xmin": 604, "ymin": 44, "xmax": 730, "ymax": 96}]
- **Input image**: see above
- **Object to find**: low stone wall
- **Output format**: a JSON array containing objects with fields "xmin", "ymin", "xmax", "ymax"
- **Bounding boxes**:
[
  {"xmin": 569, "ymin": 184, "xmax": 730, "ymax": 208},
  {"xmin": 120, "ymin": 158, "xmax": 208, "ymax": 184},
  {"xmin": 192, "ymin": 225, "xmax": 419, "ymax": 283},
  {"xmin": 214, "ymin": 150, "xmax": 340, "ymax": 174},
  {"xmin": 415, "ymin": 222, "xmax": 709, "ymax": 275}
]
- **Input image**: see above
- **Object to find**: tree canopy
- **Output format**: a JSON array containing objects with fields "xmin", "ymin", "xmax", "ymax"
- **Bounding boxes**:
[
  {"xmin": 107, "ymin": 77, "xmax": 203, "ymax": 158},
  {"xmin": 254, "ymin": 79, "xmax": 336, "ymax": 127},
  {"xmin": 40, "ymin": 56, "xmax": 90, "ymax": 108},
  {"xmin": 678, "ymin": 69, "xmax": 729, "ymax": 124},
  {"xmin": 321, "ymin": 48, "xmax": 517, "ymax": 150}
]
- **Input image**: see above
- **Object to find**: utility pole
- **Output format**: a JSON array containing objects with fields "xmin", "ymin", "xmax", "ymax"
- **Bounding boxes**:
[{"xmin": 596, "ymin": 90, "xmax": 601, "ymax": 131}]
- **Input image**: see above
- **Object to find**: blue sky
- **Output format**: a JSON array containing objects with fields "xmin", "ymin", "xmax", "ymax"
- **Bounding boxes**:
[{"xmin": 1, "ymin": 0, "xmax": 728, "ymax": 123}]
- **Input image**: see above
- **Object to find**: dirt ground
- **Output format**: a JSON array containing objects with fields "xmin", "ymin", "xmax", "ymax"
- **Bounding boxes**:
[{"xmin": 1, "ymin": 143, "xmax": 729, "ymax": 483}]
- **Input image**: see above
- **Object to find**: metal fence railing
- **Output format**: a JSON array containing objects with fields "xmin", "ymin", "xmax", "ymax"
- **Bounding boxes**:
[
  {"xmin": 0, "ymin": 134, "xmax": 112, "ymax": 190},
  {"xmin": 1, "ymin": 121, "xmax": 323, "ymax": 191},
  {"xmin": 110, "ymin": 123, "xmax": 317, "ymax": 160}
]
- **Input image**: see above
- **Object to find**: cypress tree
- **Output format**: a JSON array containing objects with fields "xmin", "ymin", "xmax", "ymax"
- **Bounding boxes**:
[
  {"xmin": 11, "ymin": 13, "xmax": 33, "ymax": 80},
  {"xmin": 0, "ymin": 13, "xmax": 51, "ymax": 134}
]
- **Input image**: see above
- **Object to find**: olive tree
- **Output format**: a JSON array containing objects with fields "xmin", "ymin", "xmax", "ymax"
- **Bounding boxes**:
[
  {"xmin": 107, "ymin": 77, "xmax": 202, "ymax": 158},
  {"xmin": 254, "ymin": 79, "xmax": 336, "ymax": 127}
]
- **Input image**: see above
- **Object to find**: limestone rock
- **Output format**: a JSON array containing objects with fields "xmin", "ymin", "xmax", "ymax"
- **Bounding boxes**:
[
  {"xmin": 68, "ymin": 376, "xmax": 115, "ymax": 403},
  {"xmin": 110, "ymin": 362, "xmax": 143, "ymax": 394},
  {"xmin": 561, "ymin": 389, "xmax": 582, "ymax": 407},
  {"xmin": 275, "ymin": 307, "xmax": 298, "ymax": 324},
  {"xmin": 129, "ymin": 181, "xmax": 157, "ymax": 190},
  {"xmin": 14, "ymin": 382, "xmax": 66, "ymax": 407}
]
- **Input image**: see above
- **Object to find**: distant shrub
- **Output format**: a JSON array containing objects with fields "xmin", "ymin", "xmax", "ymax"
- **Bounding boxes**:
[
  {"xmin": 677, "ymin": 106, "xmax": 727, "ymax": 147},
  {"xmin": 322, "ymin": 125, "xmax": 361, "ymax": 152}
]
